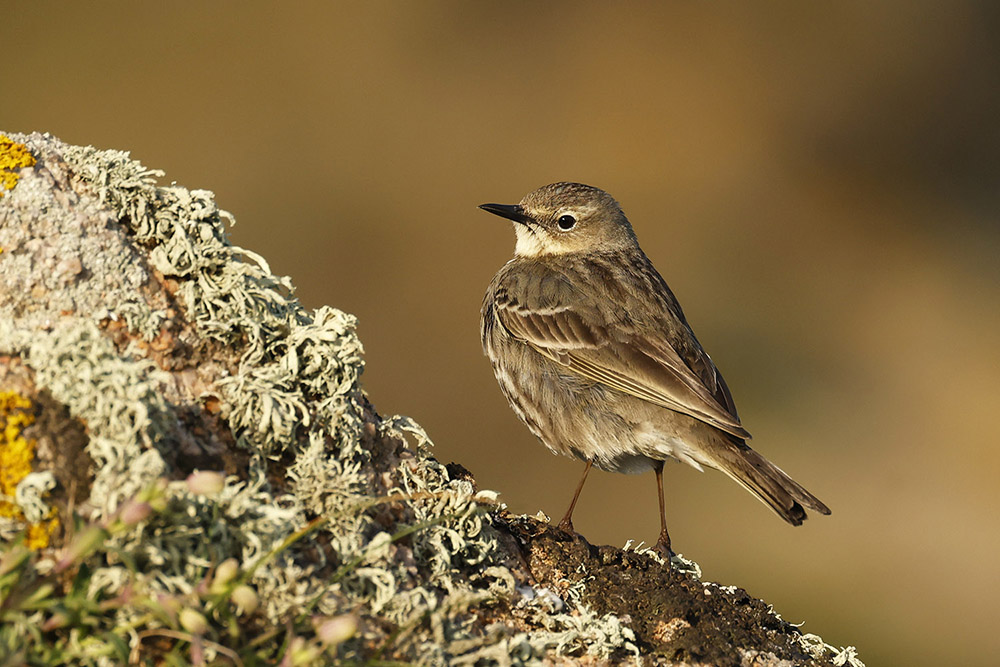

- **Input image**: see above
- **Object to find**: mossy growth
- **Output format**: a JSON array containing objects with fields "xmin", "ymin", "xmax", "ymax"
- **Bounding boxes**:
[{"xmin": 0, "ymin": 132, "xmax": 642, "ymax": 665}]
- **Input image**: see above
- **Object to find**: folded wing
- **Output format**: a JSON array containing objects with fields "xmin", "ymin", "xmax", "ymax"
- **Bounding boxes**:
[{"xmin": 496, "ymin": 300, "xmax": 751, "ymax": 440}]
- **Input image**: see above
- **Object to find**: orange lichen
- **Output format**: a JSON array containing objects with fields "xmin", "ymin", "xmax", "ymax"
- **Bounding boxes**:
[
  {"xmin": 0, "ymin": 134, "xmax": 36, "ymax": 197},
  {"xmin": 0, "ymin": 391, "xmax": 55, "ymax": 548}
]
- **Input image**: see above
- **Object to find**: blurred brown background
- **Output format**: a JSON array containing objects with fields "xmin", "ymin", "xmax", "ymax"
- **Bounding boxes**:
[{"xmin": 5, "ymin": 2, "xmax": 999, "ymax": 664}]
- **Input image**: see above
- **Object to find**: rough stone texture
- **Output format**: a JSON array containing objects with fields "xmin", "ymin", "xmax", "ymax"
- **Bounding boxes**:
[{"xmin": 0, "ymin": 131, "xmax": 862, "ymax": 665}]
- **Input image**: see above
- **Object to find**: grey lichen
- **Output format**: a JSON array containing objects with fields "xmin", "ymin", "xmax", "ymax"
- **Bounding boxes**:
[
  {"xmin": 20, "ymin": 320, "xmax": 174, "ymax": 515},
  {"xmin": 1, "ymin": 132, "xmax": 642, "ymax": 664}
]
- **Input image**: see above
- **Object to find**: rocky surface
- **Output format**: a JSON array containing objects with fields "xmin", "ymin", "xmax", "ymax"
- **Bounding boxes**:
[{"xmin": 0, "ymin": 131, "xmax": 861, "ymax": 665}]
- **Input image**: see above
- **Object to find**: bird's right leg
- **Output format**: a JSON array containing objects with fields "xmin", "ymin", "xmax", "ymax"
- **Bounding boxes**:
[
  {"xmin": 558, "ymin": 458, "xmax": 593, "ymax": 533},
  {"xmin": 654, "ymin": 460, "xmax": 673, "ymax": 558}
]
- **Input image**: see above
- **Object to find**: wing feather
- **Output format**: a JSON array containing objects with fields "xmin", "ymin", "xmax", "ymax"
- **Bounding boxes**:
[{"xmin": 497, "ymin": 300, "xmax": 750, "ymax": 439}]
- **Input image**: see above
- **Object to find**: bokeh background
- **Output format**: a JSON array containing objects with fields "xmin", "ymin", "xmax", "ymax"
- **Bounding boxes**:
[{"xmin": 5, "ymin": 3, "xmax": 999, "ymax": 664}]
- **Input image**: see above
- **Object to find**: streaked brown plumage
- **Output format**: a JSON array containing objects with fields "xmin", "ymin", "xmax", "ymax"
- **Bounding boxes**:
[{"xmin": 479, "ymin": 182, "xmax": 829, "ymax": 554}]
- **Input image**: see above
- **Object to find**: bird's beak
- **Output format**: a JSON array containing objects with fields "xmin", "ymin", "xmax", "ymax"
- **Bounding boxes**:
[{"xmin": 478, "ymin": 203, "xmax": 533, "ymax": 225}]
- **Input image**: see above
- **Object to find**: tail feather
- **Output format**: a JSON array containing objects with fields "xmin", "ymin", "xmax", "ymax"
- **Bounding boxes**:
[{"xmin": 707, "ymin": 440, "xmax": 830, "ymax": 526}]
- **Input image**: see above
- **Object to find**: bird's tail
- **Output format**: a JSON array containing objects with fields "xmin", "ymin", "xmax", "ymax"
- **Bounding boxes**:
[{"xmin": 705, "ymin": 439, "xmax": 831, "ymax": 525}]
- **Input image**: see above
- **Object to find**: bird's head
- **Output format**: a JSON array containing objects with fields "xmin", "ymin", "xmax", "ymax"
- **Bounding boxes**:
[{"xmin": 480, "ymin": 182, "xmax": 638, "ymax": 257}]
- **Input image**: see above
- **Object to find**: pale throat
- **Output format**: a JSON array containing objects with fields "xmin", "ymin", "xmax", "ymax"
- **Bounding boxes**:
[{"xmin": 513, "ymin": 226, "xmax": 550, "ymax": 257}]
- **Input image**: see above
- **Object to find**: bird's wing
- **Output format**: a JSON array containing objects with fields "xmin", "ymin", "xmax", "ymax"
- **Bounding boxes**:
[
  {"xmin": 678, "ymin": 339, "xmax": 740, "ymax": 422},
  {"xmin": 495, "ymin": 293, "xmax": 750, "ymax": 439}
]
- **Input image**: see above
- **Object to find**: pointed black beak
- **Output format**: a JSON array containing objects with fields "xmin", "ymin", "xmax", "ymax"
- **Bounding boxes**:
[{"xmin": 478, "ymin": 203, "xmax": 533, "ymax": 225}]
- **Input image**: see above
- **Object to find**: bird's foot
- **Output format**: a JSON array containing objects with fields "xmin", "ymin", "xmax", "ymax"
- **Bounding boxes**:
[
  {"xmin": 654, "ymin": 532, "xmax": 674, "ymax": 562},
  {"xmin": 556, "ymin": 516, "xmax": 575, "ymax": 534}
]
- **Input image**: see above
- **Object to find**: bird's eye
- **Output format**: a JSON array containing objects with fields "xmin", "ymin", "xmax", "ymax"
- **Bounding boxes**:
[{"xmin": 557, "ymin": 214, "xmax": 576, "ymax": 230}]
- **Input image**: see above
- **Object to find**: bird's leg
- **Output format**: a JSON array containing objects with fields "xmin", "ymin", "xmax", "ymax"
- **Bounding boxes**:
[
  {"xmin": 654, "ymin": 461, "xmax": 673, "ymax": 558},
  {"xmin": 557, "ymin": 459, "xmax": 593, "ymax": 533}
]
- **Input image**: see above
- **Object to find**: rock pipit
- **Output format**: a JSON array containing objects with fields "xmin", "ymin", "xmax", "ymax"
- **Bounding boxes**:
[{"xmin": 480, "ymin": 182, "xmax": 830, "ymax": 554}]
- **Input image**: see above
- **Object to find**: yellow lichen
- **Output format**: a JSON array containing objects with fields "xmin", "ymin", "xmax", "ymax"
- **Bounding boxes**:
[
  {"xmin": 0, "ymin": 391, "xmax": 36, "ymax": 502},
  {"xmin": 0, "ymin": 134, "xmax": 36, "ymax": 197},
  {"xmin": 26, "ymin": 514, "xmax": 60, "ymax": 550},
  {"xmin": 0, "ymin": 391, "xmax": 55, "ymax": 548}
]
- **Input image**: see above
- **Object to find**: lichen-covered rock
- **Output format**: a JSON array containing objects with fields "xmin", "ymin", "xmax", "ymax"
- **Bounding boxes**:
[{"xmin": 0, "ymin": 132, "xmax": 862, "ymax": 666}]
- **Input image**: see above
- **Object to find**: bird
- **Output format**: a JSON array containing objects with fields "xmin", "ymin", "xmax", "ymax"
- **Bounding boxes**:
[{"xmin": 479, "ymin": 182, "xmax": 829, "ymax": 555}]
